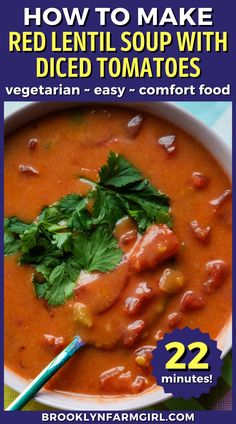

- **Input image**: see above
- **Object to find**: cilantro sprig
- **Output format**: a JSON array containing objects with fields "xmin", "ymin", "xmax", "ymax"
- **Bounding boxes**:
[
  {"xmin": 4, "ymin": 152, "xmax": 171, "ymax": 306},
  {"xmin": 86, "ymin": 152, "xmax": 171, "ymax": 231}
]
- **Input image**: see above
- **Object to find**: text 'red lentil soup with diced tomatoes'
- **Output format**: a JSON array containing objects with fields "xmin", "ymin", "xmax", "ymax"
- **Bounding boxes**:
[{"xmin": 4, "ymin": 106, "xmax": 231, "ymax": 397}]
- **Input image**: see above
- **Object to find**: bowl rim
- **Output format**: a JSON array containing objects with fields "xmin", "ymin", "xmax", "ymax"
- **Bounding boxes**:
[{"xmin": 4, "ymin": 101, "xmax": 232, "ymax": 410}]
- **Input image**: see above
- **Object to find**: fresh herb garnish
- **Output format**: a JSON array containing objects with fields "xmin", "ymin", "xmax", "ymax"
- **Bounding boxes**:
[
  {"xmin": 4, "ymin": 152, "xmax": 171, "ymax": 306},
  {"xmin": 4, "ymin": 217, "xmax": 32, "ymax": 255},
  {"xmin": 97, "ymin": 152, "xmax": 171, "ymax": 231},
  {"xmin": 73, "ymin": 227, "xmax": 123, "ymax": 273},
  {"xmin": 99, "ymin": 152, "xmax": 142, "ymax": 188},
  {"xmin": 34, "ymin": 259, "xmax": 82, "ymax": 306}
]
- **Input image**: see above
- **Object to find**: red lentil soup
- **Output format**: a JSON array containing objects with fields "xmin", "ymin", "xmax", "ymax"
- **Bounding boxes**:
[{"xmin": 4, "ymin": 106, "xmax": 231, "ymax": 397}]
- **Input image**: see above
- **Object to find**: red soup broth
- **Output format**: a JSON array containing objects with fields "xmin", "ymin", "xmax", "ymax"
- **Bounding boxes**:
[{"xmin": 4, "ymin": 106, "xmax": 231, "ymax": 396}]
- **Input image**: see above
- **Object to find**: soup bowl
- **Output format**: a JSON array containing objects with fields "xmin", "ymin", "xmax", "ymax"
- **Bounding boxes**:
[{"xmin": 4, "ymin": 101, "xmax": 232, "ymax": 410}]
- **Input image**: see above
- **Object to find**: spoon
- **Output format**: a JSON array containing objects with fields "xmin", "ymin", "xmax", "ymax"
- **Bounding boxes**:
[{"xmin": 6, "ymin": 336, "xmax": 85, "ymax": 411}]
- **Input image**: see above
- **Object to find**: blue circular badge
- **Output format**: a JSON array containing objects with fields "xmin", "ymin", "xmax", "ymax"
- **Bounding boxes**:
[{"xmin": 151, "ymin": 327, "xmax": 222, "ymax": 399}]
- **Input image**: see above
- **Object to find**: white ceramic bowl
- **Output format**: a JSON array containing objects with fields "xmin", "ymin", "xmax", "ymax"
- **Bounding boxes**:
[{"xmin": 4, "ymin": 101, "xmax": 232, "ymax": 410}]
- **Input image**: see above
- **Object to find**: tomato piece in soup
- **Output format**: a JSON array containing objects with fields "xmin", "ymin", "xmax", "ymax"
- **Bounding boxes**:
[
  {"xmin": 130, "ymin": 224, "xmax": 180, "ymax": 272},
  {"xmin": 203, "ymin": 260, "xmax": 229, "ymax": 293},
  {"xmin": 123, "ymin": 282, "xmax": 155, "ymax": 315}
]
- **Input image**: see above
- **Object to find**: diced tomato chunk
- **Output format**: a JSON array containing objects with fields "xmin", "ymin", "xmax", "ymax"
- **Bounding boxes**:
[
  {"xmin": 135, "ymin": 345, "xmax": 155, "ymax": 368},
  {"xmin": 19, "ymin": 164, "xmax": 39, "ymax": 175},
  {"xmin": 206, "ymin": 260, "xmax": 228, "ymax": 284},
  {"xmin": 180, "ymin": 291, "xmax": 205, "ymax": 312},
  {"xmin": 158, "ymin": 135, "xmax": 176, "ymax": 154},
  {"xmin": 136, "ymin": 281, "xmax": 152, "ymax": 296},
  {"xmin": 116, "ymin": 371, "xmax": 133, "ymax": 389},
  {"xmin": 28, "ymin": 138, "xmax": 38, "ymax": 150},
  {"xmin": 43, "ymin": 334, "xmax": 65, "ymax": 352},
  {"xmin": 131, "ymin": 376, "xmax": 147, "ymax": 394},
  {"xmin": 114, "ymin": 217, "xmax": 138, "ymax": 252},
  {"xmin": 100, "ymin": 366, "xmax": 125, "ymax": 387},
  {"xmin": 192, "ymin": 172, "xmax": 209, "ymax": 188},
  {"xmin": 168, "ymin": 312, "xmax": 181, "ymax": 329},
  {"xmin": 123, "ymin": 282, "xmax": 154, "ymax": 315},
  {"xmin": 127, "ymin": 114, "xmax": 144, "ymax": 138},
  {"xmin": 190, "ymin": 220, "xmax": 211, "ymax": 242},
  {"xmin": 99, "ymin": 367, "xmax": 147, "ymax": 394},
  {"xmin": 123, "ymin": 297, "xmax": 140, "ymax": 315},
  {"xmin": 203, "ymin": 260, "xmax": 229, "ymax": 293},
  {"xmin": 130, "ymin": 224, "xmax": 179, "ymax": 272},
  {"xmin": 122, "ymin": 320, "xmax": 145, "ymax": 347}
]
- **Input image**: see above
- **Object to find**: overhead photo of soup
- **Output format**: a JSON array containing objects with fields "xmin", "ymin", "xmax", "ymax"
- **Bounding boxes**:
[{"xmin": 4, "ymin": 104, "xmax": 232, "ymax": 403}]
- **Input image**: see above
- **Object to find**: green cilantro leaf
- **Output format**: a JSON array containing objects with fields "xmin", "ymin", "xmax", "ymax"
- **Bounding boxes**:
[
  {"xmin": 99, "ymin": 151, "xmax": 142, "ymax": 188},
  {"xmin": 5, "ymin": 151, "xmax": 171, "ymax": 306},
  {"xmin": 44, "ymin": 262, "xmax": 80, "ymax": 306},
  {"xmin": 4, "ymin": 217, "xmax": 32, "ymax": 255},
  {"xmin": 35, "ymin": 260, "xmax": 81, "ymax": 306},
  {"xmin": 38, "ymin": 206, "xmax": 63, "ymax": 226},
  {"xmin": 35, "ymin": 263, "xmax": 51, "ymax": 279},
  {"xmin": 52, "ymin": 232, "xmax": 72, "ymax": 252},
  {"xmin": 91, "ymin": 186, "xmax": 125, "ymax": 229},
  {"xmin": 5, "ymin": 217, "xmax": 32, "ymax": 234},
  {"xmin": 121, "ymin": 180, "xmax": 171, "ymax": 231},
  {"xmin": 33, "ymin": 279, "xmax": 47, "ymax": 299},
  {"xmin": 68, "ymin": 197, "xmax": 92, "ymax": 231},
  {"xmin": 4, "ymin": 227, "xmax": 21, "ymax": 255},
  {"xmin": 73, "ymin": 227, "xmax": 122, "ymax": 273},
  {"xmin": 20, "ymin": 243, "xmax": 63, "ymax": 268},
  {"xmin": 56, "ymin": 193, "xmax": 84, "ymax": 214},
  {"xmin": 38, "ymin": 194, "xmax": 84, "ymax": 230},
  {"xmin": 20, "ymin": 224, "xmax": 39, "ymax": 253},
  {"xmin": 97, "ymin": 152, "xmax": 171, "ymax": 231}
]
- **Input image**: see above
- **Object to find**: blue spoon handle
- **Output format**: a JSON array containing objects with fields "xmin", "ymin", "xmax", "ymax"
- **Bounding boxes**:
[{"xmin": 6, "ymin": 336, "xmax": 85, "ymax": 411}]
